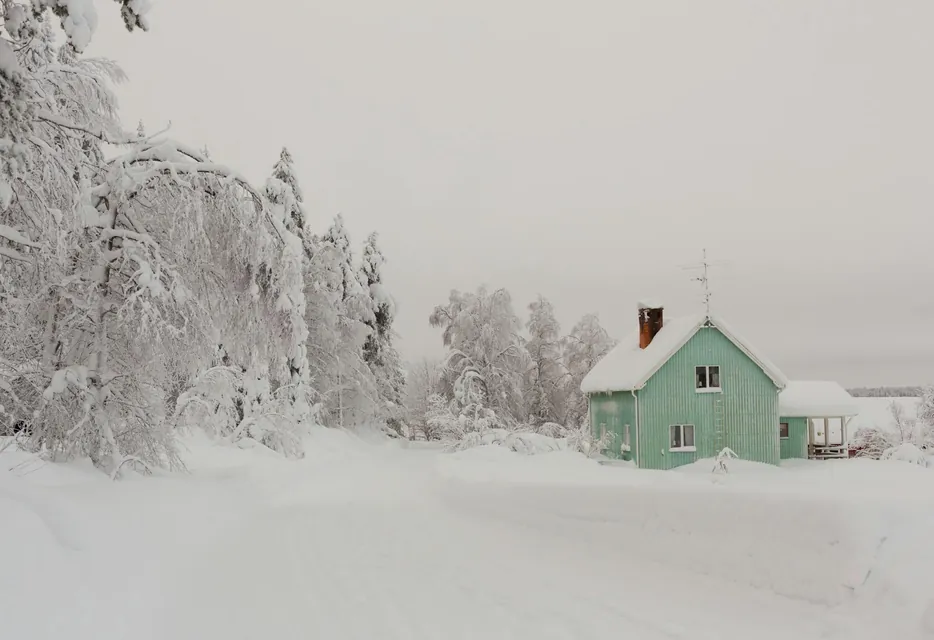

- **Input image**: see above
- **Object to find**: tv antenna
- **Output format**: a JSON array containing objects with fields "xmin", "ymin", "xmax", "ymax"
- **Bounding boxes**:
[{"xmin": 679, "ymin": 249, "xmax": 728, "ymax": 315}]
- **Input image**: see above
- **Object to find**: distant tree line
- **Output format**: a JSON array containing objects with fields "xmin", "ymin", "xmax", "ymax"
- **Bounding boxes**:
[{"xmin": 847, "ymin": 387, "xmax": 922, "ymax": 398}]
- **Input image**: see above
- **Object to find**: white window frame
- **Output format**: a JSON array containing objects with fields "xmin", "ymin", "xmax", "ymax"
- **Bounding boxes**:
[
  {"xmin": 779, "ymin": 421, "xmax": 790, "ymax": 440},
  {"xmin": 694, "ymin": 365, "xmax": 722, "ymax": 393},
  {"xmin": 669, "ymin": 424, "xmax": 696, "ymax": 452}
]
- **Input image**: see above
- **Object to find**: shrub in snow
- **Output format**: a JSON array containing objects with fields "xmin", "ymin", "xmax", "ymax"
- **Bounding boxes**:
[
  {"xmin": 535, "ymin": 422, "xmax": 566, "ymax": 439},
  {"xmin": 172, "ymin": 366, "xmax": 308, "ymax": 459},
  {"xmin": 880, "ymin": 442, "xmax": 929, "ymax": 468},
  {"xmin": 440, "ymin": 416, "xmax": 611, "ymax": 459},
  {"xmin": 852, "ymin": 426, "xmax": 897, "ymax": 460},
  {"xmin": 426, "ymin": 372, "xmax": 506, "ymax": 446},
  {"xmin": 561, "ymin": 419, "xmax": 613, "ymax": 458},
  {"xmin": 446, "ymin": 428, "xmax": 569, "ymax": 455},
  {"xmin": 712, "ymin": 447, "xmax": 738, "ymax": 473},
  {"xmin": 918, "ymin": 385, "xmax": 934, "ymax": 449},
  {"xmin": 854, "ymin": 399, "xmax": 929, "ymax": 459}
]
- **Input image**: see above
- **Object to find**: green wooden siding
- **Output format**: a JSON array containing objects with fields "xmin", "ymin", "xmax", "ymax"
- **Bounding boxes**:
[
  {"xmin": 779, "ymin": 416, "xmax": 808, "ymax": 459},
  {"xmin": 589, "ymin": 391, "xmax": 636, "ymax": 461},
  {"xmin": 635, "ymin": 325, "xmax": 780, "ymax": 470}
]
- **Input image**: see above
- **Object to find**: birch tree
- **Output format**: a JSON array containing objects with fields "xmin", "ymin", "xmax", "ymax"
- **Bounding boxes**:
[
  {"xmin": 562, "ymin": 313, "xmax": 616, "ymax": 428},
  {"xmin": 429, "ymin": 286, "xmax": 528, "ymax": 425},
  {"xmin": 524, "ymin": 295, "xmax": 565, "ymax": 426}
]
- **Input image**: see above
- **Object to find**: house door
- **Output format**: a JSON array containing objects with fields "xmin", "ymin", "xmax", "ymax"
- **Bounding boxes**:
[
  {"xmin": 809, "ymin": 418, "xmax": 842, "ymax": 446},
  {"xmin": 809, "ymin": 418, "xmax": 822, "ymax": 446},
  {"xmin": 595, "ymin": 398, "xmax": 625, "ymax": 459}
]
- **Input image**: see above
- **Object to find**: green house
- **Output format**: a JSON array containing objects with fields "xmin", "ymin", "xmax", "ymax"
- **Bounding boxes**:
[{"xmin": 580, "ymin": 303, "xmax": 858, "ymax": 469}]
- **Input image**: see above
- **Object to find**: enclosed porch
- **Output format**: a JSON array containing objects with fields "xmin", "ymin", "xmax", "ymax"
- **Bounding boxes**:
[{"xmin": 778, "ymin": 381, "xmax": 859, "ymax": 461}]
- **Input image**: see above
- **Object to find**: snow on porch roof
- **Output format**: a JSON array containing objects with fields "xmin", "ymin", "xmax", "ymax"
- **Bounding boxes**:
[
  {"xmin": 779, "ymin": 381, "xmax": 859, "ymax": 417},
  {"xmin": 580, "ymin": 312, "xmax": 788, "ymax": 394}
]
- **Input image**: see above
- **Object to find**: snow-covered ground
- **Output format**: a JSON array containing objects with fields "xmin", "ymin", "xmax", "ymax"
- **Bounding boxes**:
[{"xmin": 3, "ymin": 430, "xmax": 934, "ymax": 640}]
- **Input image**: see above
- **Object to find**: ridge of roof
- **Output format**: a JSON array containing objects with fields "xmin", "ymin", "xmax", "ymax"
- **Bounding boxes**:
[{"xmin": 580, "ymin": 312, "xmax": 788, "ymax": 394}]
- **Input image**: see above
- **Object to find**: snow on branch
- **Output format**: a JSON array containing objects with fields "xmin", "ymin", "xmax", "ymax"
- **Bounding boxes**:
[
  {"xmin": 35, "ymin": 109, "xmax": 137, "ymax": 145},
  {"xmin": 0, "ymin": 244, "xmax": 34, "ymax": 263},
  {"xmin": 92, "ymin": 139, "xmax": 283, "ymax": 243}
]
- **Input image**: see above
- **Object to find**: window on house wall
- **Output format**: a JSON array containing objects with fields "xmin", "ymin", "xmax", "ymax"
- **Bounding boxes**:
[
  {"xmin": 622, "ymin": 424, "xmax": 631, "ymax": 451},
  {"xmin": 695, "ymin": 365, "xmax": 721, "ymax": 392},
  {"xmin": 669, "ymin": 424, "xmax": 696, "ymax": 451},
  {"xmin": 779, "ymin": 422, "xmax": 790, "ymax": 439}
]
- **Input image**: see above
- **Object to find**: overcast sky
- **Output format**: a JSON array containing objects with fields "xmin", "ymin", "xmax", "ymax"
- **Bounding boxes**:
[{"xmin": 89, "ymin": 1, "xmax": 933, "ymax": 387}]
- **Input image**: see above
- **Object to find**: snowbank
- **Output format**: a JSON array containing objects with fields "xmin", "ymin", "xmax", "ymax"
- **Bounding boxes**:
[{"xmin": 882, "ymin": 442, "xmax": 930, "ymax": 467}]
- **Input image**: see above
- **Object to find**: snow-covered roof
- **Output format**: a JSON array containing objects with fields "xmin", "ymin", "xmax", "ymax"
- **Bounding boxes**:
[
  {"xmin": 580, "ymin": 313, "xmax": 788, "ymax": 394},
  {"xmin": 779, "ymin": 381, "xmax": 859, "ymax": 417}
]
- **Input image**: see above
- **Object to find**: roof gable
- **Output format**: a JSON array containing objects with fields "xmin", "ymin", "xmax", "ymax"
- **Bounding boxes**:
[{"xmin": 580, "ymin": 313, "xmax": 788, "ymax": 394}]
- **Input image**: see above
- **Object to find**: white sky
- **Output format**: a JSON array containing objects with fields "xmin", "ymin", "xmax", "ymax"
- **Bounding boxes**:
[{"xmin": 88, "ymin": 0, "xmax": 933, "ymax": 387}]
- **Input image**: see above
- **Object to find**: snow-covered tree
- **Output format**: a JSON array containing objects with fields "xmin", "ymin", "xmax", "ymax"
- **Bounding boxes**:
[
  {"xmin": 263, "ymin": 148, "xmax": 312, "ymax": 422},
  {"xmin": 524, "ymin": 295, "xmax": 565, "ymax": 426},
  {"xmin": 269, "ymin": 147, "xmax": 308, "ymax": 235},
  {"xmin": 306, "ymin": 215, "xmax": 381, "ymax": 428},
  {"xmin": 0, "ymin": 5, "xmax": 405, "ymax": 473},
  {"xmin": 359, "ymin": 232, "xmax": 405, "ymax": 431},
  {"xmin": 561, "ymin": 313, "xmax": 616, "ymax": 428},
  {"xmin": 14, "ymin": 0, "xmax": 151, "ymax": 52},
  {"xmin": 424, "ymin": 393, "xmax": 459, "ymax": 441},
  {"xmin": 403, "ymin": 358, "xmax": 442, "ymax": 440},
  {"xmin": 916, "ymin": 385, "xmax": 934, "ymax": 448},
  {"xmin": 429, "ymin": 286, "xmax": 528, "ymax": 425}
]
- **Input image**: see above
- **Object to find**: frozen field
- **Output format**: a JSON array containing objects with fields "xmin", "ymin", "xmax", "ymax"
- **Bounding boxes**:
[{"xmin": 2, "ymin": 428, "xmax": 933, "ymax": 640}]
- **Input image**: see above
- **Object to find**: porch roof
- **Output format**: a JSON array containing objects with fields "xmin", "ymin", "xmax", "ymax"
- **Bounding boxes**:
[{"xmin": 779, "ymin": 380, "xmax": 859, "ymax": 417}]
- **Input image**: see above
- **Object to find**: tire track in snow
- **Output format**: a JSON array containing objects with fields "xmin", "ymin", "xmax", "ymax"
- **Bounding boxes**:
[
  {"xmin": 436, "ymin": 478, "xmax": 882, "ymax": 640},
  {"xmin": 142, "ymin": 446, "xmax": 891, "ymax": 640},
  {"xmin": 153, "ymin": 496, "xmax": 689, "ymax": 639}
]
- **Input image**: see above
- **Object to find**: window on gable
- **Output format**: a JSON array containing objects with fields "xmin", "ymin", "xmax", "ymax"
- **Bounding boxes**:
[
  {"xmin": 669, "ymin": 424, "xmax": 696, "ymax": 451},
  {"xmin": 779, "ymin": 422, "xmax": 790, "ymax": 439},
  {"xmin": 695, "ymin": 365, "xmax": 721, "ymax": 392}
]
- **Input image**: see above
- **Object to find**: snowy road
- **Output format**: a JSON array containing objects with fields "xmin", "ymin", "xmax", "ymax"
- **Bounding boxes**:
[
  {"xmin": 3, "ymin": 433, "xmax": 925, "ymax": 640},
  {"xmin": 143, "ymin": 444, "xmax": 886, "ymax": 640}
]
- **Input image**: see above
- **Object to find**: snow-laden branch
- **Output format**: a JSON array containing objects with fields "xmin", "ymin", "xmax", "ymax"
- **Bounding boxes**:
[
  {"xmin": 92, "ymin": 140, "xmax": 284, "ymax": 244},
  {"xmin": 0, "ymin": 245, "xmax": 33, "ymax": 263},
  {"xmin": 35, "ymin": 109, "xmax": 138, "ymax": 145},
  {"xmin": 0, "ymin": 224, "xmax": 40, "ymax": 248}
]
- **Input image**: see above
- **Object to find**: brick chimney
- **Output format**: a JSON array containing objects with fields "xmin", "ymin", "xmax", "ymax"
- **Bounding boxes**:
[{"xmin": 638, "ymin": 301, "xmax": 664, "ymax": 349}]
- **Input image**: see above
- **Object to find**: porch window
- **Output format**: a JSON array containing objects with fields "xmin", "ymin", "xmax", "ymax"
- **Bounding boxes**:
[
  {"xmin": 779, "ymin": 422, "xmax": 790, "ymax": 439},
  {"xmin": 670, "ymin": 424, "xmax": 696, "ymax": 451},
  {"xmin": 695, "ymin": 365, "xmax": 721, "ymax": 392}
]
